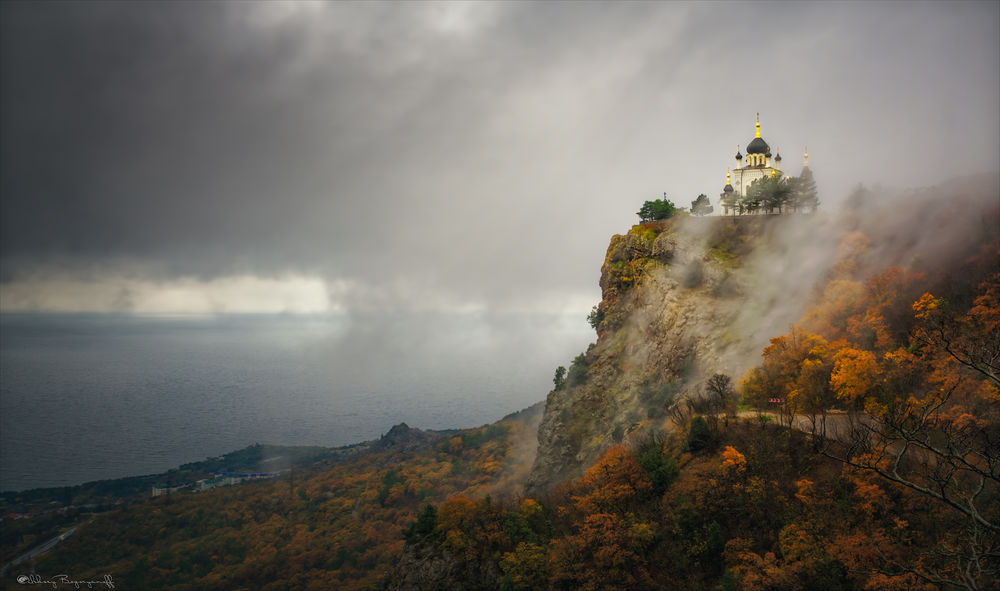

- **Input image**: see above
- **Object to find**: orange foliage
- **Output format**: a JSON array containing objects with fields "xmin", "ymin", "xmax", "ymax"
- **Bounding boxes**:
[
  {"xmin": 719, "ymin": 446, "xmax": 746, "ymax": 475},
  {"xmin": 724, "ymin": 537, "xmax": 796, "ymax": 591},
  {"xmin": 571, "ymin": 445, "xmax": 651, "ymax": 515},
  {"xmin": 793, "ymin": 478, "xmax": 814, "ymax": 505},
  {"xmin": 548, "ymin": 512, "xmax": 655, "ymax": 591}
]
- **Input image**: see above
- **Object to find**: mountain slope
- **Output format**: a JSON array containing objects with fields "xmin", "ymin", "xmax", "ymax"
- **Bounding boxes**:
[
  {"xmin": 528, "ymin": 176, "xmax": 999, "ymax": 493},
  {"xmin": 528, "ymin": 214, "xmax": 834, "ymax": 492}
]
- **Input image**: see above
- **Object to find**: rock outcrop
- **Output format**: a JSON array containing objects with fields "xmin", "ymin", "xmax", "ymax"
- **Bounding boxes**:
[
  {"xmin": 372, "ymin": 422, "xmax": 437, "ymax": 453},
  {"xmin": 526, "ymin": 215, "xmax": 830, "ymax": 493}
]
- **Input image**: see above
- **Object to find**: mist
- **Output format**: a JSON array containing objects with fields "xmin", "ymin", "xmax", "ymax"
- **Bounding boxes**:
[{"xmin": 683, "ymin": 172, "xmax": 1000, "ymax": 385}]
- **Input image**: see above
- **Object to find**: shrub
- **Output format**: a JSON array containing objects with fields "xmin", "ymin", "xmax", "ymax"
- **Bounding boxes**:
[
  {"xmin": 635, "ymin": 435, "xmax": 678, "ymax": 496},
  {"xmin": 587, "ymin": 305, "xmax": 604, "ymax": 330},
  {"xmin": 553, "ymin": 366, "xmax": 567, "ymax": 390},
  {"xmin": 567, "ymin": 353, "xmax": 589, "ymax": 387},
  {"xmin": 637, "ymin": 198, "xmax": 677, "ymax": 222},
  {"xmin": 687, "ymin": 416, "xmax": 712, "ymax": 451}
]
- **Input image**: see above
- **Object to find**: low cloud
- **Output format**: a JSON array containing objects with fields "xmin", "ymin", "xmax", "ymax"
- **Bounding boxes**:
[
  {"xmin": 1, "ymin": 2, "xmax": 996, "ymax": 316},
  {"xmin": 0, "ymin": 273, "xmax": 331, "ymax": 315}
]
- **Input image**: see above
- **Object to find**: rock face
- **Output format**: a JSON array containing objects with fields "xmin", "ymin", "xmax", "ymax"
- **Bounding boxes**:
[
  {"xmin": 382, "ymin": 545, "xmax": 501, "ymax": 591},
  {"xmin": 373, "ymin": 422, "xmax": 436, "ymax": 453},
  {"xmin": 526, "ymin": 215, "xmax": 828, "ymax": 493}
]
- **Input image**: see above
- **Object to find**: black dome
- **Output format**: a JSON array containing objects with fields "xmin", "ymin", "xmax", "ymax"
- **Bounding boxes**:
[
  {"xmin": 723, "ymin": 183, "xmax": 734, "ymax": 193},
  {"xmin": 735, "ymin": 150, "xmax": 743, "ymax": 160},
  {"xmin": 746, "ymin": 137, "xmax": 769, "ymax": 154},
  {"xmin": 775, "ymin": 152, "xmax": 782, "ymax": 161}
]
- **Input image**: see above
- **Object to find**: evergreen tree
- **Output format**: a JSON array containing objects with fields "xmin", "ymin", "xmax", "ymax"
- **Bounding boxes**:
[
  {"xmin": 687, "ymin": 415, "xmax": 712, "ymax": 451},
  {"xmin": 793, "ymin": 167, "xmax": 818, "ymax": 212},
  {"xmin": 553, "ymin": 366, "xmax": 567, "ymax": 390},
  {"xmin": 746, "ymin": 175, "xmax": 791, "ymax": 214},
  {"xmin": 690, "ymin": 194, "xmax": 713, "ymax": 216}
]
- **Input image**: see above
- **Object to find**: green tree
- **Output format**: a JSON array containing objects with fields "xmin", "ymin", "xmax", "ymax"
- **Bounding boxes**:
[
  {"xmin": 789, "ymin": 168, "xmax": 818, "ymax": 212},
  {"xmin": 687, "ymin": 415, "xmax": 713, "ymax": 451},
  {"xmin": 405, "ymin": 504, "xmax": 442, "ymax": 545},
  {"xmin": 587, "ymin": 305, "xmax": 604, "ymax": 330},
  {"xmin": 739, "ymin": 193, "xmax": 761, "ymax": 215},
  {"xmin": 553, "ymin": 366, "xmax": 567, "ymax": 390},
  {"xmin": 636, "ymin": 435, "xmax": 678, "ymax": 496},
  {"xmin": 567, "ymin": 353, "xmax": 589, "ymax": 386},
  {"xmin": 637, "ymin": 194, "xmax": 677, "ymax": 221},
  {"xmin": 691, "ymin": 193, "xmax": 714, "ymax": 216},
  {"xmin": 747, "ymin": 175, "xmax": 791, "ymax": 214}
]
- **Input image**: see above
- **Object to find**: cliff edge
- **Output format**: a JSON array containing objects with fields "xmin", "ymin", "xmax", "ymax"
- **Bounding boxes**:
[{"xmin": 527, "ymin": 214, "xmax": 834, "ymax": 493}]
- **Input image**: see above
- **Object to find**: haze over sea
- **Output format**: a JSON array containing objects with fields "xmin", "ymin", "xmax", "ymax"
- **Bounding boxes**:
[{"xmin": 0, "ymin": 313, "xmax": 591, "ymax": 492}]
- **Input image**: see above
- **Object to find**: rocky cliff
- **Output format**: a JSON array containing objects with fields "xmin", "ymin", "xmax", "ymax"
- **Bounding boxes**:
[{"xmin": 526, "ymin": 214, "xmax": 837, "ymax": 493}]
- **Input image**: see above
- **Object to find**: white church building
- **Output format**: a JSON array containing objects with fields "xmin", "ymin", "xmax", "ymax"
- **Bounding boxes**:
[{"xmin": 718, "ymin": 114, "xmax": 810, "ymax": 215}]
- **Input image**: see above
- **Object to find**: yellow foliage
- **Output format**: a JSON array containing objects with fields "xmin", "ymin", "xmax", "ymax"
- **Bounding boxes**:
[
  {"xmin": 830, "ymin": 348, "xmax": 881, "ymax": 405},
  {"xmin": 627, "ymin": 520, "xmax": 655, "ymax": 547},
  {"xmin": 518, "ymin": 498, "xmax": 543, "ymax": 518},
  {"xmin": 778, "ymin": 522, "xmax": 818, "ymax": 563},
  {"xmin": 912, "ymin": 292, "xmax": 940, "ymax": 319}
]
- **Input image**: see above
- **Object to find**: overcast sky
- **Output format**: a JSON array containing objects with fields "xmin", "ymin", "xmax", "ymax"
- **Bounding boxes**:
[{"xmin": 2, "ymin": 1, "xmax": 998, "ymax": 315}]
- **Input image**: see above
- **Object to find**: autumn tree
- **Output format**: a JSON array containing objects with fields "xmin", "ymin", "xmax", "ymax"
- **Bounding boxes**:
[
  {"xmin": 742, "ymin": 329, "xmax": 841, "ymax": 434},
  {"xmin": 499, "ymin": 541, "xmax": 548, "ymax": 591},
  {"xmin": 549, "ymin": 446, "xmax": 658, "ymax": 590},
  {"xmin": 912, "ymin": 279, "xmax": 1000, "ymax": 387},
  {"xmin": 820, "ymin": 284, "xmax": 1000, "ymax": 589}
]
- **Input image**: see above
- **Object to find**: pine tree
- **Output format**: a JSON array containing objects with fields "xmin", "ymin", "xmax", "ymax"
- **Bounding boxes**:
[
  {"xmin": 691, "ymin": 194, "xmax": 714, "ymax": 216},
  {"xmin": 791, "ymin": 168, "xmax": 818, "ymax": 212}
]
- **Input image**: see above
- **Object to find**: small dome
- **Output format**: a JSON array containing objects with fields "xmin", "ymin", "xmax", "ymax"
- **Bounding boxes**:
[
  {"xmin": 723, "ymin": 183, "xmax": 734, "ymax": 193},
  {"xmin": 746, "ymin": 136, "xmax": 769, "ymax": 154},
  {"xmin": 775, "ymin": 152, "xmax": 782, "ymax": 162},
  {"xmin": 735, "ymin": 150, "xmax": 743, "ymax": 160}
]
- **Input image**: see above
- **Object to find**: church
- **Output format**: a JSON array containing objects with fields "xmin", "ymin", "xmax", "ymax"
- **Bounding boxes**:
[{"xmin": 718, "ymin": 115, "xmax": 813, "ymax": 215}]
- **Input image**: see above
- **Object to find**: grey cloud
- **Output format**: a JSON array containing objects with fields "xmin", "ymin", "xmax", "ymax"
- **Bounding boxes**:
[{"xmin": 1, "ymin": 1, "xmax": 997, "ymax": 313}]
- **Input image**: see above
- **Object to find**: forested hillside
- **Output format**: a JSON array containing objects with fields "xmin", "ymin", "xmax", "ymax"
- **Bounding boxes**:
[
  {"xmin": 4, "ymin": 178, "xmax": 997, "ymax": 590},
  {"xmin": 386, "ymin": 179, "xmax": 998, "ymax": 590},
  {"xmin": 12, "ymin": 410, "xmax": 541, "ymax": 590}
]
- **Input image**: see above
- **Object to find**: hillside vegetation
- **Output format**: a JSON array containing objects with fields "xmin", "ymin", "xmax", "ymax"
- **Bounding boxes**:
[
  {"xmin": 388, "ymin": 179, "xmax": 999, "ymax": 590},
  {"xmin": 12, "ymin": 409, "xmax": 541, "ymax": 591},
  {"xmin": 2, "ymin": 177, "xmax": 997, "ymax": 590}
]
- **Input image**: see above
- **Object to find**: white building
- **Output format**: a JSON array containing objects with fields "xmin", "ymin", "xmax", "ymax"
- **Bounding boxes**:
[{"xmin": 718, "ymin": 114, "xmax": 791, "ymax": 215}]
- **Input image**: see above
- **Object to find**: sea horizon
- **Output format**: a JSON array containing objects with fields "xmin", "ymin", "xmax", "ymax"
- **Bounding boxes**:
[{"xmin": 0, "ymin": 311, "xmax": 592, "ymax": 492}]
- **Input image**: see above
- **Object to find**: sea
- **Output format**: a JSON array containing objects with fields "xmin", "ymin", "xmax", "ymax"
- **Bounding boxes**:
[{"xmin": 0, "ymin": 313, "xmax": 592, "ymax": 492}]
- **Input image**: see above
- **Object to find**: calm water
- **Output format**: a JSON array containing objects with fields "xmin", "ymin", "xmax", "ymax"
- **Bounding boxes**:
[{"xmin": 0, "ymin": 313, "xmax": 591, "ymax": 492}]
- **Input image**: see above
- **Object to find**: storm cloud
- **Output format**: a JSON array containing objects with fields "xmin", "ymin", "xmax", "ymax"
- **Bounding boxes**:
[{"xmin": 2, "ymin": 1, "xmax": 997, "ymax": 314}]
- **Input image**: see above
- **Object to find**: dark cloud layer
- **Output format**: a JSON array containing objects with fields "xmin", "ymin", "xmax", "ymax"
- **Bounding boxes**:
[{"xmin": 2, "ymin": 1, "xmax": 997, "ymax": 313}]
